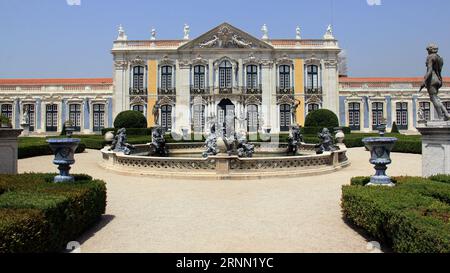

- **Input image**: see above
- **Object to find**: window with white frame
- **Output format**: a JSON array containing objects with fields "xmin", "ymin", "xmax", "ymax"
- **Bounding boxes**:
[
  {"xmin": 161, "ymin": 105, "xmax": 172, "ymax": 132},
  {"xmin": 46, "ymin": 104, "xmax": 58, "ymax": 132},
  {"xmin": 348, "ymin": 102, "xmax": 360, "ymax": 131},
  {"xmin": 372, "ymin": 102, "xmax": 384, "ymax": 130},
  {"xmin": 307, "ymin": 65, "xmax": 319, "ymax": 91},
  {"xmin": 247, "ymin": 104, "xmax": 258, "ymax": 133},
  {"xmin": 1, "ymin": 104, "xmax": 13, "ymax": 122},
  {"xmin": 279, "ymin": 65, "xmax": 291, "ymax": 90},
  {"xmin": 23, "ymin": 104, "xmax": 35, "ymax": 131},
  {"xmin": 93, "ymin": 104, "xmax": 105, "ymax": 132},
  {"xmin": 133, "ymin": 66, "xmax": 145, "ymax": 91},
  {"xmin": 419, "ymin": 102, "xmax": 431, "ymax": 121},
  {"xmin": 279, "ymin": 104, "xmax": 291, "ymax": 132},
  {"xmin": 161, "ymin": 66, "xmax": 173, "ymax": 90},
  {"xmin": 194, "ymin": 65, "xmax": 206, "ymax": 90},
  {"xmin": 396, "ymin": 102, "xmax": 408, "ymax": 130},
  {"xmin": 69, "ymin": 104, "xmax": 82, "ymax": 132},
  {"xmin": 307, "ymin": 103, "xmax": 320, "ymax": 114},
  {"xmin": 246, "ymin": 65, "xmax": 258, "ymax": 90},
  {"xmin": 219, "ymin": 61, "xmax": 232, "ymax": 89},
  {"xmin": 193, "ymin": 104, "xmax": 205, "ymax": 133},
  {"xmin": 132, "ymin": 105, "xmax": 144, "ymax": 114}
]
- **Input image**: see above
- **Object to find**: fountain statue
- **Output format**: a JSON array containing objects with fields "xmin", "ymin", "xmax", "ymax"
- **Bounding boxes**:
[
  {"xmin": 287, "ymin": 125, "xmax": 303, "ymax": 155},
  {"xmin": 111, "ymin": 128, "xmax": 135, "ymax": 155},
  {"xmin": 315, "ymin": 128, "xmax": 338, "ymax": 154},
  {"xmin": 235, "ymin": 132, "xmax": 255, "ymax": 158},
  {"xmin": 149, "ymin": 127, "xmax": 169, "ymax": 157},
  {"xmin": 203, "ymin": 124, "xmax": 218, "ymax": 158}
]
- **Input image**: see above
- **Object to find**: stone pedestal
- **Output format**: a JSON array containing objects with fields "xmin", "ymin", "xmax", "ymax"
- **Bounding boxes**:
[
  {"xmin": 20, "ymin": 123, "xmax": 30, "ymax": 137},
  {"xmin": 417, "ymin": 121, "xmax": 450, "ymax": 177},
  {"xmin": 0, "ymin": 129, "xmax": 23, "ymax": 174}
]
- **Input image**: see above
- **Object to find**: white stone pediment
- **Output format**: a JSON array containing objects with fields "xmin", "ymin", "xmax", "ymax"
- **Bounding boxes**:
[{"xmin": 178, "ymin": 23, "xmax": 274, "ymax": 50}]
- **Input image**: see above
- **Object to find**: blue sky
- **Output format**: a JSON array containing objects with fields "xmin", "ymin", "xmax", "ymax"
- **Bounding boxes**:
[{"xmin": 0, "ymin": 0, "xmax": 449, "ymax": 78}]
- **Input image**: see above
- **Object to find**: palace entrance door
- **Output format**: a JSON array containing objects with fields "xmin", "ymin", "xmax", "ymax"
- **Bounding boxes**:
[{"xmin": 217, "ymin": 99, "xmax": 235, "ymax": 136}]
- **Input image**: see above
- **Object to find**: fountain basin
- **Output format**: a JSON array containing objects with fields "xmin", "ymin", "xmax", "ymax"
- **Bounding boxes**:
[{"xmin": 100, "ymin": 143, "xmax": 350, "ymax": 180}]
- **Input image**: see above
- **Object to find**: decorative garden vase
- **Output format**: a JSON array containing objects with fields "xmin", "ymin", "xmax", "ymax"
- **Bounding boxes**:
[
  {"xmin": 47, "ymin": 138, "xmax": 80, "ymax": 183},
  {"xmin": 362, "ymin": 137, "xmax": 398, "ymax": 187}
]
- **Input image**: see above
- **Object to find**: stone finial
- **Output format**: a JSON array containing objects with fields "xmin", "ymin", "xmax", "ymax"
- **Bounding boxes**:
[
  {"xmin": 296, "ymin": 26, "xmax": 302, "ymax": 40},
  {"xmin": 323, "ymin": 24, "xmax": 335, "ymax": 40},
  {"xmin": 150, "ymin": 28, "xmax": 157, "ymax": 40},
  {"xmin": 183, "ymin": 24, "xmax": 190, "ymax": 40},
  {"xmin": 117, "ymin": 24, "xmax": 128, "ymax": 41},
  {"xmin": 261, "ymin": 24, "xmax": 269, "ymax": 40}
]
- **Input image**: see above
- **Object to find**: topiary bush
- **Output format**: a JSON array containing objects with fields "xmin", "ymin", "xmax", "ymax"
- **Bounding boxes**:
[
  {"xmin": 0, "ymin": 173, "xmax": 106, "ymax": 253},
  {"xmin": 304, "ymin": 109, "xmax": 339, "ymax": 129},
  {"xmin": 391, "ymin": 122, "xmax": 400, "ymax": 134},
  {"xmin": 113, "ymin": 111, "xmax": 147, "ymax": 129}
]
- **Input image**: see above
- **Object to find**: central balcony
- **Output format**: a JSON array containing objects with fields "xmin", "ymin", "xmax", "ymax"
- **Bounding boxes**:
[
  {"xmin": 158, "ymin": 87, "xmax": 176, "ymax": 95},
  {"xmin": 305, "ymin": 87, "xmax": 323, "ymax": 94},
  {"xmin": 277, "ymin": 87, "xmax": 293, "ymax": 95},
  {"xmin": 129, "ymin": 87, "xmax": 147, "ymax": 96},
  {"xmin": 190, "ymin": 86, "xmax": 208, "ymax": 95}
]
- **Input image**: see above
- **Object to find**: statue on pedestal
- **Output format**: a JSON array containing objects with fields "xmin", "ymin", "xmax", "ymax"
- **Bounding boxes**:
[
  {"xmin": 203, "ymin": 124, "xmax": 218, "ymax": 158},
  {"xmin": 183, "ymin": 24, "xmax": 190, "ymax": 40},
  {"xmin": 111, "ymin": 128, "xmax": 135, "ymax": 155},
  {"xmin": 152, "ymin": 101, "xmax": 160, "ymax": 125},
  {"xmin": 420, "ymin": 43, "xmax": 450, "ymax": 121}
]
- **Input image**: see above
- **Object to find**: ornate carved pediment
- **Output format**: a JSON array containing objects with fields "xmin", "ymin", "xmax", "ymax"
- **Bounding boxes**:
[
  {"xmin": 276, "ymin": 54, "xmax": 293, "ymax": 65},
  {"xmin": 114, "ymin": 60, "xmax": 128, "ymax": 70},
  {"xmin": 131, "ymin": 56, "xmax": 145, "ymax": 66},
  {"xmin": 178, "ymin": 23, "xmax": 274, "ymax": 50},
  {"xmin": 130, "ymin": 96, "xmax": 146, "ymax": 105},
  {"xmin": 277, "ymin": 94, "xmax": 295, "ymax": 105},
  {"xmin": 158, "ymin": 96, "xmax": 175, "ymax": 106},
  {"xmin": 159, "ymin": 55, "xmax": 175, "ymax": 66},
  {"xmin": 243, "ymin": 53, "xmax": 262, "ymax": 65},
  {"xmin": 192, "ymin": 54, "xmax": 208, "ymax": 66},
  {"xmin": 305, "ymin": 55, "xmax": 321, "ymax": 65},
  {"xmin": 244, "ymin": 95, "xmax": 262, "ymax": 105}
]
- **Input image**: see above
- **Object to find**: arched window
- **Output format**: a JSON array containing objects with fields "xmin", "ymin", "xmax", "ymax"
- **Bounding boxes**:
[
  {"xmin": 279, "ymin": 65, "xmax": 291, "ymax": 90},
  {"xmin": 372, "ymin": 102, "xmax": 384, "ymax": 130},
  {"xmin": 348, "ymin": 102, "xmax": 360, "ymax": 131},
  {"xmin": 23, "ymin": 104, "xmax": 35, "ymax": 131},
  {"xmin": 132, "ymin": 66, "xmax": 145, "ymax": 92},
  {"xmin": 93, "ymin": 104, "xmax": 105, "ymax": 132},
  {"xmin": 247, "ymin": 104, "xmax": 259, "ymax": 133},
  {"xmin": 161, "ymin": 66, "xmax": 173, "ymax": 90},
  {"xmin": 193, "ymin": 104, "xmax": 205, "ymax": 133},
  {"xmin": 219, "ymin": 60, "xmax": 232, "ymax": 89},
  {"xmin": 419, "ymin": 102, "xmax": 431, "ymax": 121},
  {"xmin": 396, "ymin": 102, "xmax": 408, "ymax": 130},
  {"xmin": 246, "ymin": 65, "xmax": 258, "ymax": 90},
  {"xmin": 132, "ymin": 105, "xmax": 144, "ymax": 114},
  {"xmin": 1, "ymin": 104, "xmax": 13, "ymax": 122},
  {"xmin": 161, "ymin": 105, "xmax": 172, "ymax": 133},
  {"xmin": 46, "ymin": 104, "xmax": 58, "ymax": 132},
  {"xmin": 307, "ymin": 65, "xmax": 319, "ymax": 92},
  {"xmin": 279, "ymin": 104, "xmax": 291, "ymax": 132},
  {"xmin": 194, "ymin": 65, "xmax": 206, "ymax": 90},
  {"xmin": 69, "ymin": 104, "xmax": 81, "ymax": 132},
  {"xmin": 307, "ymin": 103, "xmax": 320, "ymax": 114}
]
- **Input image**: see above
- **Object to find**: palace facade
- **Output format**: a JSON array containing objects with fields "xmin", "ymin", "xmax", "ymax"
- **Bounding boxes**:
[{"xmin": 0, "ymin": 23, "xmax": 449, "ymax": 135}]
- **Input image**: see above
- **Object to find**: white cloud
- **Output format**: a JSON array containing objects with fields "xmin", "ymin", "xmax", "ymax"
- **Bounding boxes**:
[
  {"xmin": 66, "ymin": 0, "xmax": 81, "ymax": 6},
  {"xmin": 367, "ymin": 0, "xmax": 382, "ymax": 6}
]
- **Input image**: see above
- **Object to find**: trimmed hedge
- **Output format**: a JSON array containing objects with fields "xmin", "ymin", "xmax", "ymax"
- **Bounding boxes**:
[
  {"xmin": 0, "ymin": 173, "xmax": 106, "ymax": 253},
  {"xmin": 113, "ymin": 110, "xmax": 147, "ymax": 129},
  {"xmin": 101, "ymin": 127, "xmax": 153, "ymax": 136},
  {"xmin": 305, "ymin": 109, "xmax": 339, "ymax": 128},
  {"xmin": 342, "ymin": 175, "xmax": 450, "ymax": 253},
  {"xmin": 301, "ymin": 126, "xmax": 351, "ymax": 135}
]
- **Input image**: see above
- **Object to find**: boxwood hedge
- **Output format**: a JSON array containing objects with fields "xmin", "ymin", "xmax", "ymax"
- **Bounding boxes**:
[
  {"xmin": 342, "ymin": 175, "xmax": 450, "ymax": 253},
  {"xmin": 0, "ymin": 173, "xmax": 106, "ymax": 253}
]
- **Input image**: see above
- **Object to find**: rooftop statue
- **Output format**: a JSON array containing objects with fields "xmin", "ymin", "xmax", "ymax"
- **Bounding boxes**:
[
  {"xmin": 261, "ymin": 24, "xmax": 269, "ymax": 40},
  {"xmin": 419, "ymin": 43, "xmax": 450, "ymax": 121},
  {"xmin": 183, "ymin": 24, "xmax": 190, "ymax": 40},
  {"xmin": 296, "ymin": 26, "xmax": 302, "ymax": 40}
]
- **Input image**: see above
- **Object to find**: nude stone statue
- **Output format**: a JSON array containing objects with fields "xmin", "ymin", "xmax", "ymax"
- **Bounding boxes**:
[
  {"xmin": 152, "ymin": 101, "xmax": 160, "ymax": 125},
  {"xmin": 420, "ymin": 43, "xmax": 450, "ymax": 121}
]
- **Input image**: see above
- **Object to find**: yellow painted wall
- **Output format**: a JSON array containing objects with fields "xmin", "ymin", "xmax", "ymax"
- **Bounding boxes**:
[
  {"xmin": 147, "ymin": 60, "xmax": 158, "ymax": 127},
  {"xmin": 294, "ymin": 59, "xmax": 305, "ymax": 125}
]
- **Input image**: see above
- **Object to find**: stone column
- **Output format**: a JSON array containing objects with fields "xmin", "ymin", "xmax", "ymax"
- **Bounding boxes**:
[
  {"xmin": 417, "ymin": 121, "xmax": 450, "ymax": 177},
  {"xmin": 0, "ymin": 129, "xmax": 22, "ymax": 174},
  {"xmin": 322, "ymin": 60, "xmax": 339, "ymax": 117},
  {"xmin": 175, "ymin": 61, "xmax": 191, "ymax": 134}
]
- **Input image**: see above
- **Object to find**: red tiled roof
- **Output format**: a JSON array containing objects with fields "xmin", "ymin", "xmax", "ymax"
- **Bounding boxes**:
[
  {"xmin": 0, "ymin": 78, "xmax": 113, "ymax": 85},
  {"xmin": 340, "ymin": 77, "xmax": 450, "ymax": 83}
]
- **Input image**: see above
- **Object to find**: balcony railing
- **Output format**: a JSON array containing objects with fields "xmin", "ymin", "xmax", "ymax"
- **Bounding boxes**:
[
  {"xmin": 158, "ymin": 87, "xmax": 176, "ymax": 95},
  {"xmin": 305, "ymin": 87, "xmax": 322, "ymax": 94},
  {"xmin": 190, "ymin": 86, "xmax": 208, "ymax": 95},
  {"xmin": 129, "ymin": 87, "xmax": 147, "ymax": 95},
  {"xmin": 246, "ymin": 85, "xmax": 262, "ymax": 94},
  {"xmin": 277, "ymin": 87, "xmax": 293, "ymax": 95},
  {"xmin": 218, "ymin": 87, "xmax": 233, "ymax": 94}
]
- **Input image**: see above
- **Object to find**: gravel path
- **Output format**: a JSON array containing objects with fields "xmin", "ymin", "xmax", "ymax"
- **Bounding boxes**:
[{"xmin": 18, "ymin": 148, "xmax": 421, "ymax": 253}]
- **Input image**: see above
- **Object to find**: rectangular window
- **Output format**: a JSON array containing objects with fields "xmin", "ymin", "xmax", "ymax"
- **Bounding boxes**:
[
  {"xmin": 348, "ymin": 102, "xmax": 360, "ymax": 131},
  {"xmin": 1, "ymin": 104, "xmax": 13, "ymax": 121},
  {"xmin": 69, "ymin": 104, "xmax": 82, "ymax": 132},
  {"xmin": 372, "ymin": 102, "xmax": 384, "ymax": 130},
  {"xmin": 46, "ymin": 104, "xmax": 58, "ymax": 132},
  {"xmin": 279, "ymin": 104, "xmax": 291, "ymax": 132},
  {"xmin": 419, "ymin": 102, "xmax": 431, "ymax": 121},
  {"xmin": 23, "ymin": 104, "xmax": 36, "ymax": 131},
  {"xmin": 396, "ymin": 102, "xmax": 408, "ymax": 130},
  {"xmin": 93, "ymin": 104, "xmax": 105, "ymax": 132},
  {"xmin": 161, "ymin": 105, "xmax": 172, "ymax": 133}
]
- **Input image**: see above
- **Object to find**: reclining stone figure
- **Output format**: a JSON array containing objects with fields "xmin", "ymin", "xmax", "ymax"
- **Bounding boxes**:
[{"xmin": 315, "ymin": 128, "xmax": 338, "ymax": 154}]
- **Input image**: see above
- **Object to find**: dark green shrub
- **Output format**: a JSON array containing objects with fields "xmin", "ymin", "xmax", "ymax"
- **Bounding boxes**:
[
  {"xmin": 0, "ymin": 173, "xmax": 106, "ymax": 253},
  {"xmin": 113, "ymin": 111, "xmax": 147, "ymax": 129},
  {"xmin": 391, "ymin": 140, "xmax": 421, "ymax": 154},
  {"xmin": 429, "ymin": 174, "xmax": 450, "ymax": 185},
  {"xmin": 0, "ymin": 114, "xmax": 12, "ymax": 128},
  {"xmin": 342, "ymin": 176, "xmax": 450, "ymax": 253},
  {"xmin": 391, "ymin": 122, "xmax": 400, "ymax": 134},
  {"xmin": 305, "ymin": 109, "xmax": 339, "ymax": 128},
  {"xmin": 18, "ymin": 143, "xmax": 86, "ymax": 159},
  {"xmin": 101, "ymin": 127, "xmax": 152, "ymax": 136}
]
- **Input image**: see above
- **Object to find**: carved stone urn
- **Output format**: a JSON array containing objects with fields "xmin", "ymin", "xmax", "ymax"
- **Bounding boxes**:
[
  {"xmin": 362, "ymin": 137, "xmax": 398, "ymax": 187},
  {"xmin": 47, "ymin": 138, "xmax": 80, "ymax": 183}
]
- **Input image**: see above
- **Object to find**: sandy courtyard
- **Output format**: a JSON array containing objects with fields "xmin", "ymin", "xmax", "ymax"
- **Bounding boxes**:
[{"xmin": 18, "ymin": 148, "xmax": 421, "ymax": 253}]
